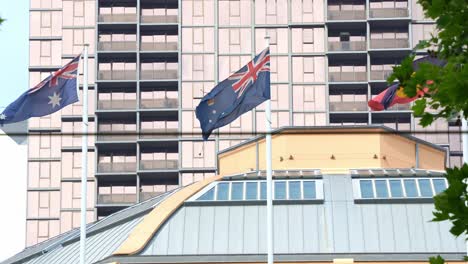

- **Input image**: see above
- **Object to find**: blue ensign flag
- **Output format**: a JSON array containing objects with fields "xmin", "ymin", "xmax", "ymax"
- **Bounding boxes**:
[
  {"xmin": 196, "ymin": 48, "xmax": 270, "ymax": 140},
  {"xmin": 0, "ymin": 55, "xmax": 81, "ymax": 125}
]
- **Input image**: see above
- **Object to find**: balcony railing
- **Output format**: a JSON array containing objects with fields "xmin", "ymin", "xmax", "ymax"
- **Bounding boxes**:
[
  {"xmin": 98, "ymin": 100, "xmax": 136, "ymax": 110},
  {"xmin": 327, "ymin": 10, "xmax": 366, "ymax": 20},
  {"xmin": 329, "ymin": 71, "xmax": 367, "ymax": 82},
  {"xmin": 98, "ymin": 70, "xmax": 136, "ymax": 80},
  {"xmin": 98, "ymin": 14, "xmax": 137, "ymax": 23},
  {"xmin": 386, "ymin": 103, "xmax": 411, "ymax": 111},
  {"xmin": 329, "ymin": 101, "xmax": 368, "ymax": 111},
  {"xmin": 370, "ymin": 39, "xmax": 409, "ymax": 49},
  {"xmin": 97, "ymin": 131, "xmax": 136, "ymax": 141},
  {"xmin": 98, "ymin": 41, "xmax": 137, "ymax": 51},
  {"xmin": 140, "ymin": 128, "xmax": 178, "ymax": 139},
  {"xmin": 141, "ymin": 15, "xmax": 178, "ymax": 24},
  {"xmin": 97, "ymin": 162, "xmax": 137, "ymax": 173},
  {"xmin": 141, "ymin": 42, "xmax": 178, "ymax": 52},
  {"xmin": 370, "ymin": 70, "xmax": 394, "ymax": 80},
  {"xmin": 97, "ymin": 193, "xmax": 137, "ymax": 204},
  {"xmin": 140, "ymin": 191, "xmax": 164, "ymax": 202},
  {"xmin": 328, "ymin": 41, "xmax": 366, "ymax": 51},
  {"xmin": 140, "ymin": 98, "xmax": 178, "ymax": 109},
  {"xmin": 140, "ymin": 159, "xmax": 178, "ymax": 170},
  {"xmin": 140, "ymin": 70, "xmax": 178, "ymax": 80},
  {"xmin": 369, "ymin": 8, "xmax": 409, "ymax": 18}
]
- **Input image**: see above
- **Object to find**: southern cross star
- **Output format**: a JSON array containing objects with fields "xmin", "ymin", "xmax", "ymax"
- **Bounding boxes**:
[
  {"xmin": 0, "ymin": 113, "xmax": 6, "ymax": 120},
  {"xmin": 48, "ymin": 92, "xmax": 62, "ymax": 108}
]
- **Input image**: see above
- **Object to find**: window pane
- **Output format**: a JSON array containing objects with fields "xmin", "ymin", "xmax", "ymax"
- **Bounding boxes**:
[
  {"xmin": 198, "ymin": 187, "xmax": 214, "ymax": 201},
  {"xmin": 260, "ymin": 181, "xmax": 266, "ymax": 200},
  {"xmin": 389, "ymin": 180, "xmax": 403, "ymax": 198},
  {"xmin": 274, "ymin": 181, "xmax": 286, "ymax": 200},
  {"xmin": 375, "ymin": 180, "xmax": 389, "ymax": 198},
  {"xmin": 289, "ymin": 181, "xmax": 301, "ymax": 199},
  {"xmin": 246, "ymin": 182, "xmax": 258, "ymax": 200},
  {"xmin": 216, "ymin": 183, "xmax": 229, "ymax": 201},
  {"xmin": 432, "ymin": 179, "xmax": 447, "ymax": 194},
  {"xmin": 418, "ymin": 179, "xmax": 433, "ymax": 197},
  {"xmin": 303, "ymin": 181, "xmax": 316, "ymax": 199},
  {"xmin": 360, "ymin": 180, "xmax": 374, "ymax": 198},
  {"xmin": 404, "ymin": 179, "xmax": 418, "ymax": 197},
  {"xmin": 231, "ymin": 182, "xmax": 244, "ymax": 200}
]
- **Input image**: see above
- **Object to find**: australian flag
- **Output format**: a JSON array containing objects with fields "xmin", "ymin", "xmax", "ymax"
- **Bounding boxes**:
[
  {"xmin": 196, "ymin": 48, "xmax": 270, "ymax": 140},
  {"xmin": 368, "ymin": 55, "xmax": 446, "ymax": 111},
  {"xmin": 0, "ymin": 55, "xmax": 81, "ymax": 125}
]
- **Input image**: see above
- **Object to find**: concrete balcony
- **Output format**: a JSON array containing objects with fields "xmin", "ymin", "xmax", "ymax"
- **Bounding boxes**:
[
  {"xmin": 328, "ymin": 41, "xmax": 366, "ymax": 51},
  {"xmin": 327, "ymin": 10, "xmax": 366, "ymax": 20},
  {"xmin": 386, "ymin": 103, "xmax": 411, "ymax": 111},
  {"xmin": 330, "ymin": 101, "xmax": 368, "ymax": 111},
  {"xmin": 98, "ymin": 70, "xmax": 136, "ymax": 80},
  {"xmin": 140, "ymin": 191, "xmax": 164, "ymax": 202},
  {"xmin": 140, "ymin": 159, "xmax": 178, "ymax": 170},
  {"xmin": 97, "ymin": 193, "xmax": 137, "ymax": 204},
  {"xmin": 97, "ymin": 162, "xmax": 137, "ymax": 173},
  {"xmin": 370, "ymin": 70, "xmax": 394, "ymax": 80},
  {"xmin": 329, "ymin": 71, "xmax": 367, "ymax": 82},
  {"xmin": 370, "ymin": 39, "xmax": 409, "ymax": 49},
  {"xmin": 140, "ymin": 98, "xmax": 178, "ymax": 109},
  {"xmin": 141, "ymin": 15, "xmax": 178, "ymax": 24},
  {"xmin": 97, "ymin": 131, "xmax": 136, "ymax": 142},
  {"xmin": 98, "ymin": 41, "xmax": 137, "ymax": 51},
  {"xmin": 369, "ymin": 8, "xmax": 409, "ymax": 18},
  {"xmin": 98, "ymin": 14, "xmax": 137, "ymax": 23},
  {"xmin": 98, "ymin": 99, "xmax": 136, "ymax": 110},
  {"xmin": 140, "ymin": 42, "xmax": 178, "ymax": 52},
  {"xmin": 140, "ymin": 70, "xmax": 178, "ymax": 80},
  {"xmin": 140, "ymin": 128, "xmax": 178, "ymax": 139}
]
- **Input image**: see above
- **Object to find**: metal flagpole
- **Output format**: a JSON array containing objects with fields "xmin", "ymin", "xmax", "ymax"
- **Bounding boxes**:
[
  {"xmin": 264, "ymin": 35, "xmax": 273, "ymax": 264},
  {"xmin": 462, "ymin": 118, "xmax": 468, "ymax": 258},
  {"xmin": 80, "ymin": 44, "xmax": 89, "ymax": 264}
]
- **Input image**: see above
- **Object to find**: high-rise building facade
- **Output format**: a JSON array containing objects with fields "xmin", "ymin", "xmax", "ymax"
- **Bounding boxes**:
[{"xmin": 26, "ymin": 0, "xmax": 462, "ymax": 246}]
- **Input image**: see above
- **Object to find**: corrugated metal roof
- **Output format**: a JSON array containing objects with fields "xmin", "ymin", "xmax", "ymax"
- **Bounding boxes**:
[
  {"xmin": 24, "ymin": 216, "xmax": 142, "ymax": 264},
  {"xmin": 141, "ymin": 175, "xmax": 465, "ymax": 257},
  {"xmin": 2, "ymin": 190, "xmax": 176, "ymax": 264}
]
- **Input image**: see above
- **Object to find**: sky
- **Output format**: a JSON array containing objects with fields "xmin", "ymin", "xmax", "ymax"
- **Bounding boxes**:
[{"xmin": 0, "ymin": 0, "xmax": 29, "ymax": 261}]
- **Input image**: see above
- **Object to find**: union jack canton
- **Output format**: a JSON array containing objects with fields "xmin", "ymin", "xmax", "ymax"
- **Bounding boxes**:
[{"xmin": 229, "ymin": 48, "xmax": 270, "ymax": 98}]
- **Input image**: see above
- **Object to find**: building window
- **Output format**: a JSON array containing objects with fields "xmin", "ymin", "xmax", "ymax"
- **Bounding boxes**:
[
  {"xmin": 230, "ymin": 0, "xmax": 241, "ymax": 17},
  {"xmin": 231, "ymin": 182, "xmax": 244, "ymax": 200},
  {"xmin": 303, "ymin": 29, "xmax": 314, "ymax": 44},
  {"xmin": 193, "ymin": 28, "xmax": 204, "ymax": 44},
  {"xmin": 193, "ymin": 55, "xmax": 204, "ymax": 71},
  {"xmin": 266, "ymin": 0, "xmax": 277, "ymax": 16},
  {"xmin": 246, "ymin": 182, "xmax": 258, "ymax": 200},
  {"xmin": 216, "ymin": 182, "xmax": 229, "ymax": 200},
  {"xmin": 304, "ymin": 57, "xmax": 315, "ymax": 73},
  {"xmin": 354, "ymin": 178, "xmax": 447, "ymax": 200},
  {"xmin": 230, "ymin": 29, "xmax": 240, "ymax": 45},
  {"xmin": 193, "ymin": 0, "xmax": 204, "ymax": 17},
  {"xmin": 192, "ymin": 180, "xmax": 323, "ymax": 202},
  {"xmin": 267, "ymin": 29, "xmax": 277, "ymax": 45}
]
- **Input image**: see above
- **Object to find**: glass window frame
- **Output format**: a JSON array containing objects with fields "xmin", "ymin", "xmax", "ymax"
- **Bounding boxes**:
[
  {"xmin": 190, "ymin": 179, "xmax": 323, "ymax": 202},
  {"xmin": 355, "ymin": 177, "xmax": 447, "ymax": 200}
]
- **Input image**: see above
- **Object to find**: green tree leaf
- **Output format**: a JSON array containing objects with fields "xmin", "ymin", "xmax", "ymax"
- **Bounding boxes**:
[{"xmin": 429, "ymin": 255, "xmax": 445, "ymax": 264}]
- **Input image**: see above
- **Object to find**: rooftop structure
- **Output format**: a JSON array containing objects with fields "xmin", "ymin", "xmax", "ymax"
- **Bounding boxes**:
[{"xmin": 5, "ymin": 127, "xmax": 465, "ymax": 263}]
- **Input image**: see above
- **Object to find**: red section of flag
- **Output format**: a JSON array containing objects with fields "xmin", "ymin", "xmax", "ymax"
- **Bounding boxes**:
[{"xmin": 368, "ymin": 83, "xmax": 428, "ymax": 111}]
